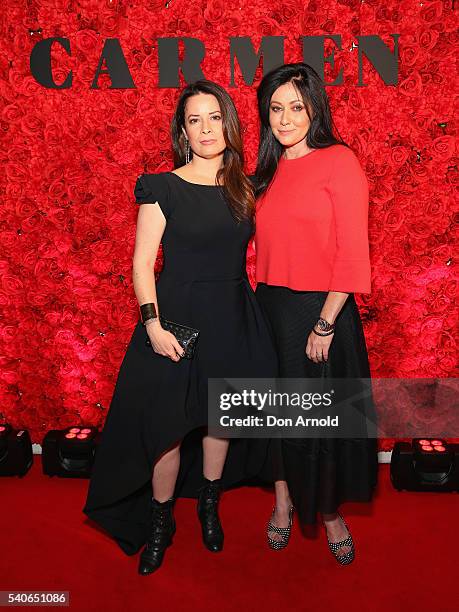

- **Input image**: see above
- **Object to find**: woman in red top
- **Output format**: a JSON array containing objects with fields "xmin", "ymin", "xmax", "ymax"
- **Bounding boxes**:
[{"xmin": 254, "ymin": 63, "xmax": 378, "ymax": 565}]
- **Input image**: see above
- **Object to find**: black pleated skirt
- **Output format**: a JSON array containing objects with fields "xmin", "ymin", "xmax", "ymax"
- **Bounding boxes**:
[{"xmin": 254, "ymin": 283, "xmax": 378, "ymax": 525}]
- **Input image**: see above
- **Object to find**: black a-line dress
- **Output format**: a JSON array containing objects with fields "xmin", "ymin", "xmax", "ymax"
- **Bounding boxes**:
[
  {"xmin": 254, "ymin": 284, "xmax": 378, "ymax": 525},
  {"xmin": 82, "ymin": 172, "xmax": 278, "ymax": 555}
]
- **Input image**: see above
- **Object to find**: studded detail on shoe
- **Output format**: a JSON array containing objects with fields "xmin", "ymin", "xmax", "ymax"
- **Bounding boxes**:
[
  {"xmin": 325, "ymin": 513, "xmax": 355, "ymax": 565},
  {"xmin": 267, "ymin": 506, "xmax": 294, "ymax": 550}
]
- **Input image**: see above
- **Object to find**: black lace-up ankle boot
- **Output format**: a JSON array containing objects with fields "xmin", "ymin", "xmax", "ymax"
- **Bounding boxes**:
[
  {"xmin": 138, "ymin": 497, "xmax": 176, "ymax": 575},
  {"xmin": 197, "ymin": 478, "xmax": 224, "ymax": 552}
]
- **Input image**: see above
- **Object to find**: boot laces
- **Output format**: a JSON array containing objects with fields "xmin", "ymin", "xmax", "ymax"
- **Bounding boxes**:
[{"xmin": 146, "ymin": 506, "xmax": 172, "ymax": 547}]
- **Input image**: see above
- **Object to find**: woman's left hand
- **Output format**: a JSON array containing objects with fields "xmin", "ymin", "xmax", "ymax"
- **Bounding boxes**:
[{"xmin": 305, "ymin": 330, "xmax": 334, "ymax": 363}]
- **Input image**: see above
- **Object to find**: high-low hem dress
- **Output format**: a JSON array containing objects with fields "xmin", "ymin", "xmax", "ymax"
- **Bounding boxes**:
[{"xmin": 82, "ymin": 172, "xmax": 278, "ymax": 555}]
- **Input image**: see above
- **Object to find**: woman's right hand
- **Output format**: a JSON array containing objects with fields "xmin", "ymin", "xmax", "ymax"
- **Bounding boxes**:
[{"xmin": 146, "ymin": 320, "xmax": 184, "ymax": 361}]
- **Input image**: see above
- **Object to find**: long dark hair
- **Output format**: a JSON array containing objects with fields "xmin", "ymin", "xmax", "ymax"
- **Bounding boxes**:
[
  {"xmin": 170, "ymin": 80, "xmax": 254, "ymax": 222},
  {"xmin": 255, "ymin": 63, "xmax": 349, "ymax": 198}
]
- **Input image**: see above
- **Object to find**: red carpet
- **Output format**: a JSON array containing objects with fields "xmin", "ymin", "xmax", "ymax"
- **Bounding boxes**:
[{"xmin": 1, "ymin": 457, "xmax": 458, "ymax": 611}]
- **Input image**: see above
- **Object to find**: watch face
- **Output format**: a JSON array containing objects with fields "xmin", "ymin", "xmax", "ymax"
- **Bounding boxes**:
[{"xmin": 318, "ymin": 319, "xmax": 327, "ymax": 330}]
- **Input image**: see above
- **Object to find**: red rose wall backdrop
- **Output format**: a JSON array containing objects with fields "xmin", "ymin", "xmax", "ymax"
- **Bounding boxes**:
[{"xmin": 0, "ymin": 1, "xmax": 456, "ymax": 451}]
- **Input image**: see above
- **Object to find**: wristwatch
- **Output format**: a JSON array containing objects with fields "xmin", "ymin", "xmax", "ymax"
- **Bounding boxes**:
[
  {"xmin": 313, "ymin": 317, "xmax": 335, "ymax": 336},
  {"xmin": 316, "ymin": 317, "xmax": 335, "ymax": 332}
]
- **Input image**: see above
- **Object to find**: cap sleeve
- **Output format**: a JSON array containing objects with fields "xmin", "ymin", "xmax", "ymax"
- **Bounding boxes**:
[{"xmin": 134, "ymin": 173, "xmax": 173, "ymax": 220}]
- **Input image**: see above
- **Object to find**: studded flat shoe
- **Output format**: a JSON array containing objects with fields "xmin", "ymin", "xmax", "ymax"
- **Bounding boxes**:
[
  {"xmin": 325, "ymin": 512, "xmax": 355, "ymax": 565},
  {"xmin": 267, "ymin": 505, "xmax": 294, "ymax": 550}
]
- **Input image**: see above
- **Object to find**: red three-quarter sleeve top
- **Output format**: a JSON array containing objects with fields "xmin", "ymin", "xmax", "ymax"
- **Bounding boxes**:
[{"xmin": 254, "ymin": 144, "xmax": 371, "ymax": 294}]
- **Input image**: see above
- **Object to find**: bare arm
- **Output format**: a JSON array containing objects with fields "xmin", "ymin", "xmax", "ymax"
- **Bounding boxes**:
[
  {"xmin": 132, "ymin": 204, "xmax": 184, "ymax": 361},
  {"xmin": 319, "ymin": 291, "xmax": 349, "ymax": 325}
]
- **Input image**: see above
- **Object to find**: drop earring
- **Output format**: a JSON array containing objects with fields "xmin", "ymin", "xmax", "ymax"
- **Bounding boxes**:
[{"xmin": 185, "ymin": 139, "xmax": 191, "ymax": 164}]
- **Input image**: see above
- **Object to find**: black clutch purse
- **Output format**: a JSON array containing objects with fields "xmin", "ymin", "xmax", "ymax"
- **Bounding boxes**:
[{"xmin": 145, "ymin": 316, "xmax": 200, "ymax": 359}]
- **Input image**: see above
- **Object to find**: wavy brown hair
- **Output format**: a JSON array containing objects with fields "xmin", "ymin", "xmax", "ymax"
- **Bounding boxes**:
[{"xmin": 171, "ymin": 80, "xmax": 254, "ymax": 222}]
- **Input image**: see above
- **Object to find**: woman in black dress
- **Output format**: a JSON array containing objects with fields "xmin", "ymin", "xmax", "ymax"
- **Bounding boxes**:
[
  {"xmin": 83, "ymin": 80, "xmax": 278, "ymax": 574},
  {"xmin": 253, "ymin": 63, "xmax": 378, "ymax": 564}
]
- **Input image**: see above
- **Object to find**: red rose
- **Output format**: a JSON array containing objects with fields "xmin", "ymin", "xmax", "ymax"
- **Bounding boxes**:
[
  {"xmin": 401, "ymin": 45, "xmax": 421, "ymax": 67},
  {"xmin": 431, "ymin": 136, "xmax": 455, "ymax": 161},
  {"xmin": 399, "ymin": 73, "xmax": 423, "ymax": 97},
  {"xmin": 418, "ymin": 29, "xmax": 439, "ymax": 50},
  {"xmin": 390, "ymin": 146, "xmax": 409, "ymax": 166},
  {"xmin": 372, "ymin": 180, "xmax": 395, "ymax": 205},
  {"xmin": 204, "ymin": 0, "xmax": 225, "ymax": 24},
  {"xmin": 74, "ymin": 30, "xmax": 99, "ymax": 54},
  {"xmin": 420, "ymin": 1, "xmax": 443, "ymax": 23}
]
